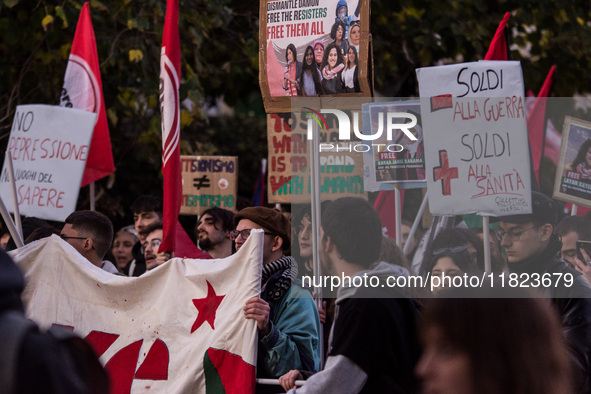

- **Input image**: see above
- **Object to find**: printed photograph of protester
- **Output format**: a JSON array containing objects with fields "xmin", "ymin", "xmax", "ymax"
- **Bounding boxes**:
[
  {"xmin": 554, "ymin": 116, "xmax": 591, "ymax": 207},
  {"xmin": 365, "ymin": 102, "xmax": 425, "ymax": 183}
]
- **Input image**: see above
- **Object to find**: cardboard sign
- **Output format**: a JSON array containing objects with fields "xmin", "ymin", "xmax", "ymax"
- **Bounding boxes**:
[
  {"xmin": 361, "ymin": 100, "xmax": 427, "ymax": 192},
  {"xmin": 417, "ymin": 61, "xmax": 532, "ymax": 216},
  {"xmin": 267, "ymin": 113, "xmax": 366, "ymax": 203},
  {"xmin": 553, "ymin": 116, "xmax": 591, "ymax": 208},
  {"xmin": 0, "ymin": 105, "xmax": 96, "ymax": 222},
  {"xmin": 259, "ymin": 0, "xmax": 372, "ymax": 113},
  {"xmin": 180, "ymin": 156, "xmax": 237, "ymax": 215}
]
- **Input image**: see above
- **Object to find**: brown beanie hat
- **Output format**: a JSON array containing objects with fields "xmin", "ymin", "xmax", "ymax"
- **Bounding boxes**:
[{"xmin": 233, "ymin": 207, "xmax": 291, "ymax": 251}]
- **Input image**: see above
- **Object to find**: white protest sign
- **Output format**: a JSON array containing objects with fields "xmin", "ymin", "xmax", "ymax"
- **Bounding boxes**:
[
  {"xmin": 0, "ymin": 105, "xmax": 96, "ymax": 221},
  {"xmin": 416, "ymin": 61, "xmax": 532, "ymax": 216}
]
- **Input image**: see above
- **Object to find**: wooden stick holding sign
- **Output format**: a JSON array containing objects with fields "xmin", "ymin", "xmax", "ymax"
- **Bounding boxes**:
[
  {"xmin": 482, "ymin": 216, "xmax": 492, "ymax": 273},
  {"xmin": 6, "ymin": 155, "xmax": 22, "ymax": 240},
  {"xmin": 404, "ymin": 192, "xmax": 429, "ymax": 255},
  {"xmin": 394, "ymin": 183, "xmax": 402, "ymax": 247},
  {"xmin": 572, "ymin": 204, "xmax": 578, "ymax": 216},
  {"xmin": 0, "ymin": 194, "xmax": 23, "ymax": 248}
]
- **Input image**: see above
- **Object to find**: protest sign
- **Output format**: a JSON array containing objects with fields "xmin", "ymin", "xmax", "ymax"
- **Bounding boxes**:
[
  {"xmin": 553, "ymin": 116, "xmax": 591, "ymax": 208},
  {"xmin": 0, "ymin": 105, "xmax": 96, "ymax": 222},
  {"xmin": 259, "ymin": 0, "xmax": 371, "ymax": 113},
  {"xmin": 361, "ymin": 100, "xmax": 427, "ymax": 192},
  {"xmin": 267, "ymin": 112, "xmax": 366, "ymax": 203},
  {"xmin": 180, "ymin": 156, "xmax": 237, "ymax": 215},
  {"xmin": 417, "ymin": 61, "xmax": 532, "ymax": 216}
]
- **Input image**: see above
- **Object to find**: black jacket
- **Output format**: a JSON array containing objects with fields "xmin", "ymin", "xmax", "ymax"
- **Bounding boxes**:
[{"xmin": 509, "ymin": 235, "xmax": 591, "ymax": 393}]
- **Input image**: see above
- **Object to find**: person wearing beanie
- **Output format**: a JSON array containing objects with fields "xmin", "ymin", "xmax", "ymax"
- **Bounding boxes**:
[
  {"xmin": 232, "ymin": 207, "xmax": 321, "ymax": 378},
  {"xmin": 498, "ymin": 191, "xmax": 591, "ymax": 393}
]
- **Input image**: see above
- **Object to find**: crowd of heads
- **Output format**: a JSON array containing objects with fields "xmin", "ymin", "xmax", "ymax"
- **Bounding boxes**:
[{"xmin": 4, "ymin": 189, "xmax": 591, "ymax": 393}]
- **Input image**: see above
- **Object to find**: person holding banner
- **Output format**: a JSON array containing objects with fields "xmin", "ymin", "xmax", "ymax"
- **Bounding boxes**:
[
  {"xmin": 342, "ymin": 46, "xmax": 359, "ymax": 93},
  {"xmin": 280, "ymin": 198, "xmax": 420, "ymax": 393},
  {"xmin": 296, "ymin": 46, "xmax": 325, "ymax": 97},
  {"xmin": 283, "ymin": 44, "xmax": 302, "ymax": 97},
  {"xmin": 60, "ymin": 211, "xmax": 118, "ymax": 274},
  {"xmin": 321, "ymin": 43, "xmax": 345, "ymax": 95},
  {"xmin": 233, "ymin": 207, "xmax": 321, "ymax": 378}
]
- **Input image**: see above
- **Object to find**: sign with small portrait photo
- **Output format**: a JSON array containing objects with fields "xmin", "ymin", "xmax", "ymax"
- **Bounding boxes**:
[
  {"xmin": 180, "ymin": 156, "xmax": 238, "ymax": 215},
  {"xmin": 259, "ymin": 0, "xmax": 372, "ymax": 113},
  {"xmin": 553, "ymin": 116, "xmax": 591, "ymax": 208}
]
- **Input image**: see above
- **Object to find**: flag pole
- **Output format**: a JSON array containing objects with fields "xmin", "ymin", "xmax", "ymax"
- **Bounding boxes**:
[
  {"xmin": 482, "ymin": 216, "xmax": 492, "ymax": 273},
  {"xmin": 403, "ymin": 191, "xmax": 428, "ymax": 255},
  {"xmin": 308, "ymin": 118, "xmax": 324, "ymax": 369},
  {"xmin": 6, "ymin": 155, "xmax": 23, "ymax": 239},
  {"xmin": 572, "ymin": 204, "xmax": 578, "ymax": 216},
  {"xmin": 394, "ymin": 183, "xmax": 402, "ymax": 247},
  {"xmin": 89, "ymin": 182, "xmax": 96, "ymax": 211}
]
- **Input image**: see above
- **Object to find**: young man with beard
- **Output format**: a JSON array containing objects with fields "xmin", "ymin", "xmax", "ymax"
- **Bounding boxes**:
[
  {"xmin": 122, "ymin": 196, "xmax": 163, "ymax": 276},
  {"xmin": 498, "ymin": 191, "xmax": 591, "ymax": 393},
  {"xmin": 232, "ymin": 207, "xmax": 321, "ymax": 378},
  {"xmin": 196, "ymin": 207, "xmax": 234, "ymax": 259},
  {"xmin": 279, "ymin": 197, "xmax": 420, "ymax": 393}
]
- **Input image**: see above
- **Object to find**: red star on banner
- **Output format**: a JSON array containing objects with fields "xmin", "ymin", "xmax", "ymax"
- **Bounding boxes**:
[{"xmin": 191, "ymin": 281, "xmax": 225, "ymax": 333}]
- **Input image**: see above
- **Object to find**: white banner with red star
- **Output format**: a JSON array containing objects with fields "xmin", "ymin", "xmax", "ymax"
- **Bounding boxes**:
[
  {"xmin": 416, "ymin": 61, "xmax": 532, "ymax": 216},
  {"xmin": 11, "ymin": 233, "xmax": 263, "ymax": 393}
]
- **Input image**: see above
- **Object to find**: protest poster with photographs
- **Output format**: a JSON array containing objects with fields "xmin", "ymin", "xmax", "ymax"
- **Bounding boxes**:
[
  {"xmin": 361, "ymin": 100, "xmax": 426, "ymax": 192},
  {"xmin": 553, "ymin": 116, "xmax": 591, "ymax": 208},
  {"xmin": 179, "ymin": 156, "xmax": 238, "ymax": 215},
  {"xmin": 259, "ymin": 0, "xmax": 371, "ymax": 113}
]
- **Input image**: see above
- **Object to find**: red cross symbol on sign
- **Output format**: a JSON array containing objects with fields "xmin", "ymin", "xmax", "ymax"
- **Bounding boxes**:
[{"xmin": 433, "ymin": 150, "xmax": 459, "ymax": 196}]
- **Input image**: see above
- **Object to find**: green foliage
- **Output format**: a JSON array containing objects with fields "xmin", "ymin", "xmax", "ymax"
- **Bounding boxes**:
[
  {"xmin": 372, "ymin": 0, "xmax": 591, "ymax": 97},
  {"xmin": 0, "ymin": 0, "xmax": 589, "ymax": 229}
]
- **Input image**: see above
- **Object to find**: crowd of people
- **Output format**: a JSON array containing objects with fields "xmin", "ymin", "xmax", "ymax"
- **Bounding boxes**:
[{"xmin": 3, "ymin": 190, "xmax": 591, "ymax": 393}]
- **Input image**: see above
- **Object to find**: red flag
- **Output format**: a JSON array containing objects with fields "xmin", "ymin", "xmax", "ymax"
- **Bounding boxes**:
[
  {"xmin": 543, "ymin": 119, "xmax": 561, "ymax": 165},
  {"xmin": 527, "ymin": 66, "xmax": 556, "ymax": 184},
  {"xmin": 60, "ymin": 2, "xmax": 115, "ymax": 186},
  {"xmin": 484, "ymin": 12, "xmax": 510, "ymax": 61},
  {"xmin": 159, "ymin": 0, "xmax": 181, "ymax": 254},
  {"xmin": 374, "ymin": 189, "xmax": 404, "ymax": 240}
]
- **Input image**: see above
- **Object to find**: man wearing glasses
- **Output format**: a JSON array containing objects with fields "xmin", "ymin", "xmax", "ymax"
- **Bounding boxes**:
[
  {"xmin": 61, "ymin": 210, "xmax": 118, "ymax": 274},
  {"xmin": 232, "ymin": 207, "xmax": 321, "ymax": 378},
  {"xmin": 138, "ymin": 222, "xmax": 171, "ymax": 271},
  {"xmin": 498, "ymin": 191, "xmax": 591, "ymax": 393}
]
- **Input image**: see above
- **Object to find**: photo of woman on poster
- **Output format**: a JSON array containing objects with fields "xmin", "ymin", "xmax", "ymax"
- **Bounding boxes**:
[
  {"xmin": 342, "ymin": 46, "xmax": 359, "ymax": 93},
  {"xmin": 283, "ymin": 44, "xmax": 301, "ymax": 97},
  {"xmin": 571, "ymin": 139, "xmax": 591, "ymax": 179},
  {"xmin": 321, "ymin": 43, "xmax": 345, "ymax": 94},
  {"xmin": 297, "ymin": 45, "xmax": 325, "ymax": 96},
  {"xmin": 349, "ymin": 20, "xmax": 360, "ymax": 52},
  {"xmin": 330, "ymin": 20, "xmax": 348, "ymax": 56}
]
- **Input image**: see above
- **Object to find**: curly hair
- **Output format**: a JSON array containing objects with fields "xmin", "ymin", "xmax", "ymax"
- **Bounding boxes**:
[{"xmin": 320, "ymin": 42, "xmax": 344, "ymax": 71}]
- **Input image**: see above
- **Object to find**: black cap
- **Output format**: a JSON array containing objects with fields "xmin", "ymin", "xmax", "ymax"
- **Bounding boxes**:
[{"xmin": 496, "ymin": 191, "xmax": 559, "ymax": 226}]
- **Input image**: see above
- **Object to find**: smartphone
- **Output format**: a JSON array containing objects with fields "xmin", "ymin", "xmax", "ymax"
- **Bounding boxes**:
[{"xmin": 576, "ymin": 240, "xmax": 591, "ymax": 264}]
